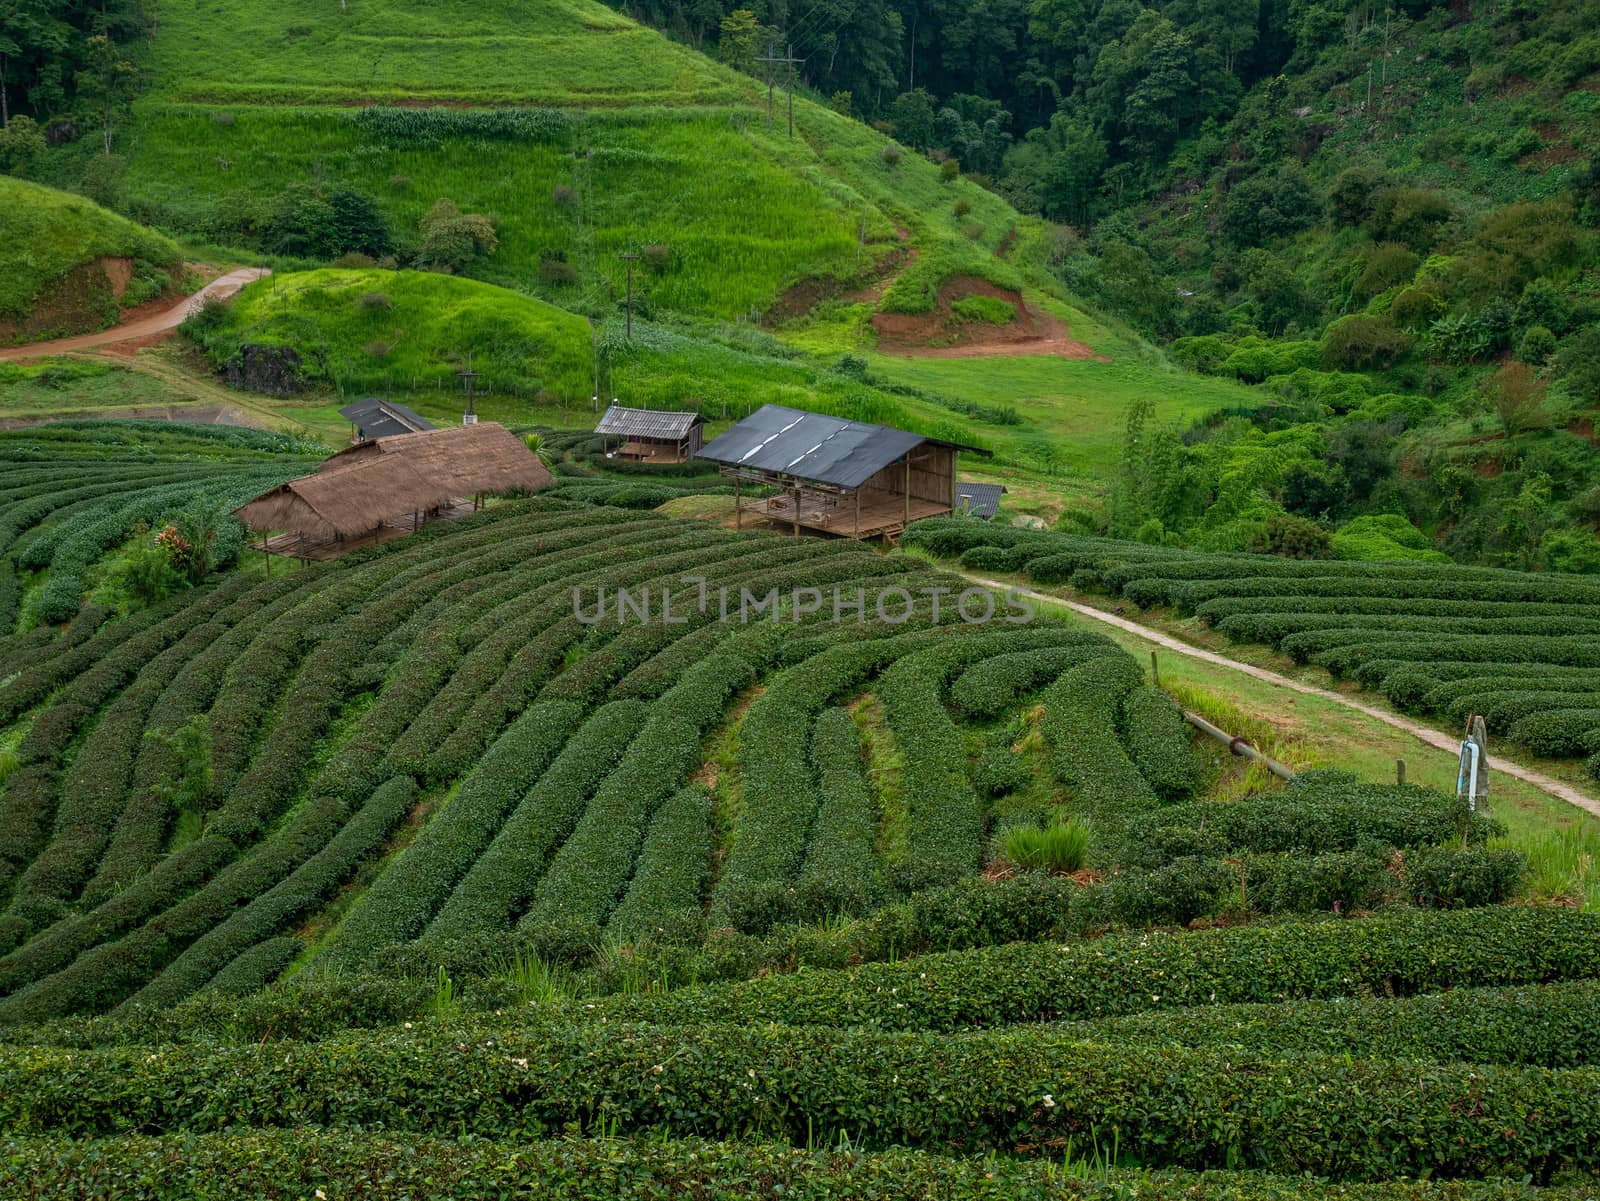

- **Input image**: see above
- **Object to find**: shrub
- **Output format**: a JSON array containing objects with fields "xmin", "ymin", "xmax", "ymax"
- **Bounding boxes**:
[
  {"xmin": 418, "ymin": 199, "xmax": 498, "ymax": 273},
  {"xmin": 999, "ymin": 820, "xmax": 1090, "ymax": 873},
  {"xmin": 940, "ymin": 158, "xmax": 960, "ymax": 182},
  {"xmin": 1517, "ymin": 324, "xmax": 1557, "ymax": 365},
  {"xmin": 1248, "ymin": 512, "xmax": 1332, "ymax": 560},
  {"xmin": 642, "ymin": 243, "xmax": 671, "ymax": 271},
  {"xmin": 610, "ymin": 906, "xmax": 1600, "ymax": 1032},
  {"xmin": 953, "ymin": 196, "xmax": 972, "ymax": 218},
  {"xmin": 1321, "ymin": 315, "xmax": 1412, "ymax": 370},
  {"xmin": 962, "ymin": 222, "xmax": 986, "ymax": 240},
  {"xmin": 321, "ymin": 703, "xmax": 583, "ymax": 970},
  {"xmin": 794, "ymin": 708, "xmax": 881, "ymax": 920},
  {"xmin": 880, "ymin": 144, "xmax": 902, "ymax": 167},
  {"xmin": 607, "ymin": 785, "xmax": 711, "ymax": 940},
  {"xmin": 1405, "ymin": 847, "xmax": 1525, "ymax": 908},
  {"xmin": 950, "ymin": 295, "xmax": 1014, "ymax": 324},
  {"xmin": 972, "ymin": 744, "xmax": 1029, "ymax": 798},
  {"xmin": 1043, "ymin": 653, "xmax": 1159, "ymax": 824}
]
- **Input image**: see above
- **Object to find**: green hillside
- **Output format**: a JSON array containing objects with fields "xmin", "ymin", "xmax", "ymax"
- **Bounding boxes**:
[
  {"xmin": 0, "ymin": 179, "xmax": 185, "ymax": 346},
  {"xmin": 114, "ymin": 0, "xmax": 1025, "ymax": 322}
]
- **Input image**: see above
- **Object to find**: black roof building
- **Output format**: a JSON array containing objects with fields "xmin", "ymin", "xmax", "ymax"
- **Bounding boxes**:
[
  {"xmin": 339, "ymin": 399, "xmax": 435, "ymax": 442},
  {"xmin": 696, "ymin": 404, "xmax": 989, "ymax": 541},
  {"xmin": 696, "ymin": 404, "xmax": 984, "ymax": 489},
  {"xmin": 953, "ymin": 482, "xmax": 1006, "ymax": 519}
]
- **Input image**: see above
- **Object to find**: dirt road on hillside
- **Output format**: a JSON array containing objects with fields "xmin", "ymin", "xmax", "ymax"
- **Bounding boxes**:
[
  {"xmin": 0, "ymin": 268, "xmax": 270, "ymax": 362},
  {"xmin": 964, "ymin": 574, "xmax": 1600, "ymax": 819}
]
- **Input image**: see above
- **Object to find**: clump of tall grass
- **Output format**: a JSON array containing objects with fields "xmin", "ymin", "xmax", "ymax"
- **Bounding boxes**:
[
  {"xmin": 1001, "ymin": 820, "xmax": 1091, "ymax": 874},
  {"xmin": 1512, "ymin": 826, "xmax": 1600, "ymax": 909}
]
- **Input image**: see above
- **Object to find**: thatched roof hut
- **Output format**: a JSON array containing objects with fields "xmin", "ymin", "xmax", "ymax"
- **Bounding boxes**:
[{"xmin": 234, "ymin": 422, "xmax": 552, "ymax": 559}]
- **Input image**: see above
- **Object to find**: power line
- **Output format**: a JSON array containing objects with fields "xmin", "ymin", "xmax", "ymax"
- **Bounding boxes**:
[{"xmin": 756, "ymin": 41, "xmax": 804, "ymax": 139}]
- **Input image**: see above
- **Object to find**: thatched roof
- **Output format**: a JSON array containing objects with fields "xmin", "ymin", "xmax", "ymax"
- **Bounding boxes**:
[{"xmin": 234, "ymin": 422, "xmax": 552, "ymax": 538}]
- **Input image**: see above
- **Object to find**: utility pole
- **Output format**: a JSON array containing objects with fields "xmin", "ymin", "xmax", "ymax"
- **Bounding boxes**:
[
  {"xmin": 619, "ymin": 240, "xmax": 642, "ymax": 341},
  {"xmin": 756, "ymin": 42, "xmax": 803, "ymax": 139},
  {"xmin": 458, "ymin": 353, "xmax": 478, "ymax": 425}
]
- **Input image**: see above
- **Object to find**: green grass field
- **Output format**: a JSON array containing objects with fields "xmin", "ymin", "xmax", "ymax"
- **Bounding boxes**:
[{"xmin": 141, "ymin": 0, "xmax": 744, "ymax": 107}]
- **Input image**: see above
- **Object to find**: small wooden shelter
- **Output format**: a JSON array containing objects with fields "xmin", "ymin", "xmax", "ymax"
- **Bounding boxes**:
[
  {"xmin": 696, "ymin": 403, "xmax": 990, "ymax": 541},
  {"xmin": 234, "ymin": 422, "xmax": 553, "ymax": 562},
  {"xmin": 595, "ymin": 404, "xmax": 705, "ymax": 463},
  {"xmin": 339, "ymin": 398, "xmax": 435, "ymax": 443}
]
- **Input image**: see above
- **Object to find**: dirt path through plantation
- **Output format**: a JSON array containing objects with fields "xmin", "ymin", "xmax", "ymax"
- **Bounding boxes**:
[
  {"xmin": 0, "ymin": 268, "xmax": 270, "ymax": 362},
  {"xmin": 964, "ymin": 573, "xmax": 1600, "ymax": 819}
]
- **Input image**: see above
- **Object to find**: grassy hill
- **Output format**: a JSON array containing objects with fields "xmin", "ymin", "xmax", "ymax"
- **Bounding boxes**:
[
  {"xmin": 0, "ymin": 179, "xmax": 186, "ymax": 346},
  {"xmin": 116, "ymin": 0, "xmax": 1024, "ymax": 322}
]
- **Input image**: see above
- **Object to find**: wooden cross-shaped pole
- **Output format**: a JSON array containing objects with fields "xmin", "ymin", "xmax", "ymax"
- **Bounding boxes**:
[
  {"xmin": 755, "ymin": 43, "xmax": 803, "ymax": 139},
  {"xmin": 619, "ymin": 240, "xmax": 642, "ymax": 340}
]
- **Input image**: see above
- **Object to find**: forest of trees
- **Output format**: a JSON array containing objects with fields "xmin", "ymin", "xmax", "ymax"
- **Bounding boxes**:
[{"xmin": 614, "ymin": 0, "xmax": 1477, "ymax": 208}]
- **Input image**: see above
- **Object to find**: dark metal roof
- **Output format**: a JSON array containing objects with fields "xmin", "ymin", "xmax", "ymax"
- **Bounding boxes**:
[
  {"xmin": 954, "ymin": 481, "xmax": 1006, "ymax": 519},
  {"xmin": 696, "ymin": 404, "xmax": 988, "ymax": 490},
  {"xmin": 596, "ymin": 405, "xmax": 703, "ymax": 440},
  {"xmin": 339, "ymin": 399, "xmax": 435, "ymax": 440}
]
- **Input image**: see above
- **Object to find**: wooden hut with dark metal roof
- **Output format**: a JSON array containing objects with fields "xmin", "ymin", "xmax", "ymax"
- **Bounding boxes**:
[
  {"xmin": 233, "ymin": 422, "xmax": 552, "ymax": 562},
  {"xmin": 595, "ymin": 404, "xmax": 705, "ymax": 463},
  {"xmin": 695, "ymin": 403, "xmax": 990, "ymax": 541},
  {"xmin": 339, "ymin": 398, "xmax": 435, "ymax": 443}
]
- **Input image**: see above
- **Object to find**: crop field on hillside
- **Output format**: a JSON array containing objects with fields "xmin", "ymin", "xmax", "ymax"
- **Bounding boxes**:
[
  {"xmin": 0, "ymin": 423, "xmax": 1592, "ymax": 1196},
  {"xmin": 0, "ymin": 422, "xmax": 317, "ymax": 632},
  {"xmin": 128, "ymin": 107, "xmax": 868, "ymax": 319},
  {"xmin": 907, "ymin": 519, "xmax": 1600, "ymax": 778}
]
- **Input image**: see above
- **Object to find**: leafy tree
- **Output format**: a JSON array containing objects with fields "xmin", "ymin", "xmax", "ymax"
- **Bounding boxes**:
[
  {"xmin": 1090, "ymin": 12, "xmax": 1201, "ymax": 160},
  {"xmin": 1325, "ymin": 420, "xmax": 1395, "ymax": 504},
  {"xmin": 716, "ymin": 9, "xmax": 764, "ymax": 74},
  {"xmin": 1554, "ymin": 326, "xmax": 1600, "ymax": 405},
  {"xmin": 1241, "ymin": 248, "xmax": 1318, "ymax": 335},
  {"xmin": 1033, "ymin": 111, "xmax": 1106, "ymax": 224},
  {"xmin": 889, "ymin": 88, "xmax": 936, "ymax": 150},
  {"xmin": 1222, "ymin": 165, "xmax": 1319, "ymax": 247},
  {"xmin": 1327, "ymin": 166, "xmax": 1384, "ymax": 228},
  {"xmin": 1320, "ymin": 315, "xmax": 1412, "ymax": 370},
  {"xmin": 1282, "ymin": 461, "xmax": 1347, "ymax": 519},
  {"xmin": 0, "ymin": 113, "xmax": 43, "ymax": 174},
  {"xmin": 1367, "ymin": 186, "xmax": 1453, "ymax": 250},
  {"xmin": 418, "ymin": 199, "xmax": 499, "ymax": 274},
  {"xmin": 1482, "ymin": 361, "xmax": 1551, "ymax": 438},
  {"xmin": 80, "ymin": 32, "xmax": 138, "ymax": 154}
]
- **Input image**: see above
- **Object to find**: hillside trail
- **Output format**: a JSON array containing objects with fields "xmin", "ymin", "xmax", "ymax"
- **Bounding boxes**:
[
  {"xmin": 0, "ymin": 267, "xmax": 270, "ymax": 362},
  {"xmin": 963, "ymin": 573, "xmax": 1600, "ymax": 820}
]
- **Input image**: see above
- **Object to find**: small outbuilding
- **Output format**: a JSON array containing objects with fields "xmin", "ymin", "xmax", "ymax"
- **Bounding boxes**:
[
  {"xmin": 695, "ymin": 403, "xmax": 990, "ymax": 541},
  {"xmin": 595, "ymin": 404, "xmax": 705, "ymax": 463},
  {"xmin": 339, "ymin": 398, "xmax": 435, "ymax": 443},
  {"xmin": 234, "ymin": 422, "xmax": 552, "ymax": 562},
  {"xmin": 954, "ymin": 481, "xmax": 1006, "ymax": 520}
]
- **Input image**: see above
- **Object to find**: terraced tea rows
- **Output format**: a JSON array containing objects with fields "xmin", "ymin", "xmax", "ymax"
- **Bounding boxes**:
[
  {"xmin": 0, "ymin": 421, "xmax": 317, "ymax": 633},
  {"xmin": 908, "ymin": 519, "xmax": 1600, "ymax": 778},
  {"xmin": 0, "ymin": 487, "xmax": 1231, "ymax": 1023},
  {"xmin": 0, "ymin": 434, "xmax": 1586, "ymax": 1196}
]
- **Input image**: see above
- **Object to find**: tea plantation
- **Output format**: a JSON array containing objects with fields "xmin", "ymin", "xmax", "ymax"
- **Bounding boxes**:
[
  {"xmin": 908, "ymin": 518, "xmax": 1600, "ymax": 781},
  {"xmin": 0, "ymin": 423, "xmax": 1595, "ymax": 1197}
]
